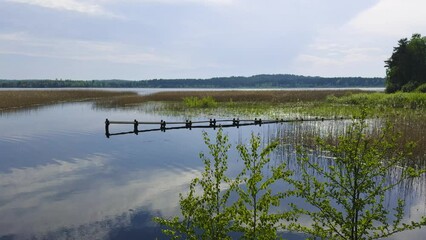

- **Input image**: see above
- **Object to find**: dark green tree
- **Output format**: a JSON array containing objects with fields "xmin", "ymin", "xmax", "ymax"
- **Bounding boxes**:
[{"xmin": 385, "ymin": 33, "xmax": 426, "ymax": 93}]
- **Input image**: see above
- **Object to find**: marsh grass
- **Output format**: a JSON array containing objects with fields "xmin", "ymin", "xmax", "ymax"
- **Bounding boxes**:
[
  {"xmin": 183, "ymin": 96, "xmax": 218, "ymax": 108},
  {"xmin": 93, "ymin": 90, "xmax": 368, "ymax": 108},
  {"xmin": 327, "ymin": 92, "xmax": 426, "ymax": 109},
  {"xmin": 140, "ymin": 90, "xmax": 366, "ymax": 102},
  {"xmin": 275, "ymin": 114, "xmax": 426, "ymax": 165},
  {"xmin": 0, "ymin": 90, "xmax": 137, "ymax": 111},
  {"xmin": 92, "ymin": 90, "xmax": 375, "ymax": 118}
]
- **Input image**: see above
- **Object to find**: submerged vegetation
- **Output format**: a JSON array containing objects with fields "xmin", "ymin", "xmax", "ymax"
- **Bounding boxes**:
[{"xmin": 155, "ymin": 114, "xmax": 426, "ymax": 239}]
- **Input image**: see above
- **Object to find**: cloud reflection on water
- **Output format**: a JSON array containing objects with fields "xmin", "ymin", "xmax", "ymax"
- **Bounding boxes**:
[
  {"xmin": 0, "ymin": 153, "xmax": 201, "ymax": 239},
  {"xmin": 0, "ymin": 101, "xmax": 424, "ymax": 239}
]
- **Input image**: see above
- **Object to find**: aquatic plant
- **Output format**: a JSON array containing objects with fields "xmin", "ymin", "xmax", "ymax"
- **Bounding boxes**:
[
  {"xmin": 183, "ymin": 96, "xmax": 218, "ymax": 108},
  {"xmin": 286, "ymin": 111, "xmax": 426, "ymax": 239},
  {"xmin": 327, "ymin": 92, "xmax": 426, "ymax": 109}
]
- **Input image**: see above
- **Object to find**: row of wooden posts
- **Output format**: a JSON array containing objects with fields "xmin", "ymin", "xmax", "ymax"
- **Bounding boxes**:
[{"xmin": 105, "ymin": 117, "xmax": 344, "ymax": 138}]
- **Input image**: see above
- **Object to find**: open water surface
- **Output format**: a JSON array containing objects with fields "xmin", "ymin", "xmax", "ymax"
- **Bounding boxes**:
[{"xmin": 0, "ymin": 98, "xmax": 424, "ymax": 239}]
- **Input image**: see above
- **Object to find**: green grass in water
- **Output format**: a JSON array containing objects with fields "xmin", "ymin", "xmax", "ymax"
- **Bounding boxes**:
[
  {"xmin": 183, "ymin": 96, "xmax": 218, "ymax": 108},
  {"xmin": 327, "ymin": 92, "xmax": 426, "ymax": 109}
]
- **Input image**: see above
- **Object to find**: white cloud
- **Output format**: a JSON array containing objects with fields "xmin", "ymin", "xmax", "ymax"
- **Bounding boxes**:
[
  {"xmin": 292, "ymin": 0, "xmax": 426, "ymax": 77},
  {"xmin": 97, "ymin": 0, "xmax": 236, "ymax": 6},
  {"xmin": 2, "ymin": 0, "xmax": 423, "ymax": 78},
  {"xmin": 293, "ymin": 34, "xmax": 388, "ymax": 77},
  {"xmin": 0, "ymin": 32, "xmax": 28, "ymax": 41},
  {"xmin": 6, "ymin": 0, "xmax": 117, "ymax": 17},
  {"xmin": 0, "ymin": 32, "xmax": 174, "ymax": 66},
  {"xmin": 348, "ymin": 0, "xmax": 426, "ymax": 37}
]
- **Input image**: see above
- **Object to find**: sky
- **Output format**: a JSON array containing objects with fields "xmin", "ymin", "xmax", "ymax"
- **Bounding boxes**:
[{"xmin": 0, "ymin": 0, "xmax": 425, "ymax": 80}]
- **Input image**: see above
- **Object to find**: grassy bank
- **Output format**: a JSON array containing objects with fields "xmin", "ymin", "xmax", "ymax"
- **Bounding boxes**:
[{"xmin": 0, "ymin": 90, "xmax": 137, "ymax": 111}]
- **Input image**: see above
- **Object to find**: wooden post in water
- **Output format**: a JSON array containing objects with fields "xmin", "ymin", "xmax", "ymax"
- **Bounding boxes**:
[
  {"xmin": 133, "ymin": 119, "xmax": 139, "ymax": 135},
  {"xmin": 209, "ymin": 118, "xmax": 217, "ymax": 129},
  {"xmin": 160, "ymin": 120, "xmax": 166, "ymax": 132},
  {"xmin": 254, "ymin": 118, "xmax": 262, "ymax": 126},
  {"xmin": 232, "ymin": 118, "xmax": 240, "ymax": 128},
  {"xmin": 185, "ymin": 120, "xmax": 192, "ymax": 130},
  {"xmin": 105, "ymin": 119, "xmax": 110, "ymax": 138}
]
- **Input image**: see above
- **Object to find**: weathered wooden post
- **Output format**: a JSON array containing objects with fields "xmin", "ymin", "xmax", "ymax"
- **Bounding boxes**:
[
  {"xmin": 254, "ymin": 118, "xmax": 262, "ymax": 126},
  {"xmin": 134, "ymin": 119, "xmax": 139, "ymax": 135},
  {"xmin": 105, "ymin": 119, "xmax": 110, "ymax": 138},
  {"xmin": 160, "ymin": 120, "xmax": 166, "ymax": 132},
  {"xmin": 209, "ymin": 118, "xmax": 217, "ymax": 129},
  {"xmin": 185, "ymin": 120, "xmax": 192, "ymax": 130},
  {"xmin": 232, "ymin": 118, "xmax": 240, "ymax": 128}
]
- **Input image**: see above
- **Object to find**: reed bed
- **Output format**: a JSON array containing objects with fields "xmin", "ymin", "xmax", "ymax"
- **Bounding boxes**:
[
  {"xmin": 0, "ymin": 90, "xmax": 137, "ymax": 111},
  {"xmin": 327, "ymin": 92, "xmax": 426, "ymax": 109},
  {"xmin": 103, "ymin": 89, "xmax": 369, "ymax": 106},
  {"xmin": 141, "ymin": 90, "xmax": 368, "ymax": 102}
]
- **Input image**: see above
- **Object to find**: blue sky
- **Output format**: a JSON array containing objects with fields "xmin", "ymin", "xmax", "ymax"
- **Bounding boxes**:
[{"xmin": 0, "ymin": 0, "xmax": 424, "ymax": 80}]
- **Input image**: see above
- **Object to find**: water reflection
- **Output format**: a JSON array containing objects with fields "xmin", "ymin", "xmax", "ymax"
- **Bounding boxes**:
[
  {"xmin": 0, "ymin": 102, "xmax": 424, "ymax": 239},
  {"xmin": 0, "ymin": 153, "xmax": 202, "ymax": 239}
]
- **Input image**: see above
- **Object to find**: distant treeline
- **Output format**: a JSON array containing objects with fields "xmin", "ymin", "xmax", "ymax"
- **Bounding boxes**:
[{"xmin": 0, "ymin": 74, "xmax": 384, "ymax": 88}]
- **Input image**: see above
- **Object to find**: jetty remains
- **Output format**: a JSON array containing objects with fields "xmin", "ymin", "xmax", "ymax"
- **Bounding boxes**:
[{"xmin": 104, "ymin": 117, "xmax": 345, "ymax": 138}]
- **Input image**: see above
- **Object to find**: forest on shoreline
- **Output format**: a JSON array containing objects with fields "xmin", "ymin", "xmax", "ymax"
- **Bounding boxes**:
[{"xmin": 0, "ymin": 74, "xmax": 384, "ymax": 88}]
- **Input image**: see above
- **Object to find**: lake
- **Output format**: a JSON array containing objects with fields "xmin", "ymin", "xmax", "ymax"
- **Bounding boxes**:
[{"xmin": 0, "ymin": 90, "xmax": 424, "ymax": 239}]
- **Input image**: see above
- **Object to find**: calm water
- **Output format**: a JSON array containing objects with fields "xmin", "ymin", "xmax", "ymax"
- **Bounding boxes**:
[{"xmin": 0, "ymin": 100, "xmax": 424, "ymax": 239}]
